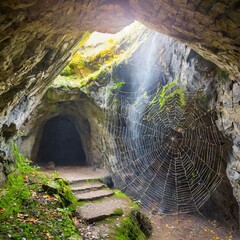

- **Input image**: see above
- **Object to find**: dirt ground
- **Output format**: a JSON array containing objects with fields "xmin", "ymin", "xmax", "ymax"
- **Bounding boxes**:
[{"xmin": 146, "ymin": 211, "xmax": 239, "ymax": 240}]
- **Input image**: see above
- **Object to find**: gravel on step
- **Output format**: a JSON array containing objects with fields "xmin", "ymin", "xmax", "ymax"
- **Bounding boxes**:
[{"xmin": 75, "ymin": 189, "xmax": 114, "ymax": 201}]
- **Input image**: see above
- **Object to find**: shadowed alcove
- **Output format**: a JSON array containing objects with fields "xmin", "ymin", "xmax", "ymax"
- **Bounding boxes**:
[{"xmin": 36, "ymin": 116, "xmax": 86, "ymax": 166}]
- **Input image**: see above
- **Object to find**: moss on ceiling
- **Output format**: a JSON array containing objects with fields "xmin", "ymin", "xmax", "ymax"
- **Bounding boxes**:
[{"xmin": 52, "ymin": 22, "xmax": 151, "ymax": 90}]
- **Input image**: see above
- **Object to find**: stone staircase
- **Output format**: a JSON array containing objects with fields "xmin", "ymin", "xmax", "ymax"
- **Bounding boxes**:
[
  {"xmin": 42, "ymin": 167, "xmax": 151, "ymax": 239},
  {"xmin": 69, "ymin": 179, "xmax": 131, "ymax": 224},
  {"xmin": 48, "ymin": 167, "xmax": 132, "ymax": 239}
]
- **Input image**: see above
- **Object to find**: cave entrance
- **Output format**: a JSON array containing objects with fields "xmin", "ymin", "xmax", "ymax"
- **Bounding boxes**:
[{"xmin": 36, "ymin": 116, "xmax": 86, "ymax": 166}]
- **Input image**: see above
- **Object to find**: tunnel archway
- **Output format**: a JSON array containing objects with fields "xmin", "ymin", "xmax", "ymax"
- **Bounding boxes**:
[{"xmin": 36, "ymin": 116, "xmax": 86, "ymax": 166}]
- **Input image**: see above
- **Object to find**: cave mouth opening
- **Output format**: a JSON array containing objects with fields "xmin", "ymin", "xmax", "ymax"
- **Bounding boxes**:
[{"xmin": 36, "ymin": 116, "xmax": 86, "ymax": 167}]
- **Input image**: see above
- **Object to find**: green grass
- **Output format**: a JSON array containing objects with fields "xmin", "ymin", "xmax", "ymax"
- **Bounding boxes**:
[{"xmin": 0, "ymin": 144, "xmax": 80, "ymax": 239}]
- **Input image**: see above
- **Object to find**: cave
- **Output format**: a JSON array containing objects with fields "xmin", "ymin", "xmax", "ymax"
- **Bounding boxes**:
[
  {"xmin": 36, "ymin": 116, "xmax": 86, "ymax": 167},
  {"xmin": 0, "ymin": 1, "xmax": 240, "ymax": 238}
]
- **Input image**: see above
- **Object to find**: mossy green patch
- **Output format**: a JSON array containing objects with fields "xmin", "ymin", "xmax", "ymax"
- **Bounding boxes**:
[
  {"xmin": 151, "ymin": 80, "xmax": 186, "ymax": 110},
  {"xmin": 52, "ymin": 22, "xmax": 151, "ymax": 90},
  {"xmin": 113, "ymin": 208, "xmax": 123, "ymax": 216},
  {"xmin": 114, "ymin": 189, "xmax": 131, "ymax": 200},
  {"xmin": 113, "ymin": 81, "xmax": 125, "ymax": 90},
  {"xmin": 115, "ymin": 210, "xmax": 149, "ymax": 240},
  {"xmin": 0, "ymin": 144, "xmax": 80, "ymax": 239},
  {"xmin": 131, "ymin": 200, "xmax": 141, "ymax": 211}
]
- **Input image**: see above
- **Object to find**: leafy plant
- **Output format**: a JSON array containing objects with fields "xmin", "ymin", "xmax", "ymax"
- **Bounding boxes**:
[{"xmin": 113, "ymin": 81, "xmax": 125, "ymax": 90}]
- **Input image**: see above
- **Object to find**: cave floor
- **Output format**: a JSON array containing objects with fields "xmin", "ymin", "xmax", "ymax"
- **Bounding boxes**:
[{"xmin": 146, "ymin": 211, "xmax": 238, "ymax": 240}]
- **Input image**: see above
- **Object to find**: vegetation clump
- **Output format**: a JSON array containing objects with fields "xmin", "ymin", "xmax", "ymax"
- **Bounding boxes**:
[
  {"xmin": 52, "ymin": 22, "xmax": 151, "ymax": 90},
  {"xmin": 112, "ymin": 190, "xmax": 152, "ymax": 240},
  {"xmin": 0, "ymin": 144, "xmax": 80, "ymax": 239},
  {"xmin": 115, "ymin": 209, "xmax": 152, "ymax": 240},
  {"xmin": 151, "ymin": 80, "xmax": 186, "ymax": 110}
]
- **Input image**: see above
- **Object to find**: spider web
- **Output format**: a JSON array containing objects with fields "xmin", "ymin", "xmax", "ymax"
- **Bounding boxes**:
[{"xmin": 104, "ymin": 72, "xmax": 225, "ymax": 214}]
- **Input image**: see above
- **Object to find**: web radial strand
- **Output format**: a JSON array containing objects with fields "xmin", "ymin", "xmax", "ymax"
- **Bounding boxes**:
[{"xmin": 105, "ymin": 79, "xmax": 224, "ymax": 214}]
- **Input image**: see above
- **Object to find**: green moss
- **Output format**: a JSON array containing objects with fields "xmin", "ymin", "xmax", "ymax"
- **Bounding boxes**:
[
  {"xmin": 53, "ymin": 22, "xmax": 151, "ymax": 90},
  {"xmin": 111, "ymin": 192, "xmax": 152, "ymax": 239},
  {"xmin": 44, "ymin": 178, "xmax": 78, "ymax": 211},
  {"xmin": 0, "ymin": 144, "xmax": 80, "ymax": 239},
  {"xmin": 61, "ymin": 65, "xmax": 75, "ymax": 76},
  {"xmin": 115, "ymin": 211, "xmax": 147, "ymax": 240},
  {"xmin": 113, "ymin": 208, "xmax": 123, "ymax": 216},
  {"xmin": 113, "ymin": 81, "xmax": 125, "ymax": 90},
  {"xmin": 131, "ymin": 200, "xmax": 141, "ymax": 211},
  {"xmin": 114, "ymin": 190, "xmax": 130, "ymax": 200},
  {"xmin": 151, "ymin": 80, "xmax": 186, "ymax": 110},
  {"xmin": 77, "ymin": 200, "xmax": 89, "ymax": 206}
]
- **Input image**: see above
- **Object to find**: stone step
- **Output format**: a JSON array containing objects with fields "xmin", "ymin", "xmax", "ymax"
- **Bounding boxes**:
[
  {"xmin": 75, "ymin": 189, "xmax": 114, "ymax": 201},
  {"xmin": 70, "ymin": 181, "xmax": 106, "ymax": 193},
  {"xmin": 76, "ymin": 197, "xmax": 130, "ymax": 223}
]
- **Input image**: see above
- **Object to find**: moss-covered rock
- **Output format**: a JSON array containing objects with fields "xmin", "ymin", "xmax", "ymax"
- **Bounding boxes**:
[
  {"xmin": 115, "ymin": 209, "xmax": 152, "ymax": 240},
  {"xmin": 52, "ymin": 22, "xmax": 151, "ymax": 90},
  {"xmin": 0, "ymin": 145, "xmax": 80, "ymax": 239}
]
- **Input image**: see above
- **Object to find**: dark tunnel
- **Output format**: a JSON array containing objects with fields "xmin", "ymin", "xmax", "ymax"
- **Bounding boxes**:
[{"xmin": 36, "ymin": 116, "xmax": 86, "ymax": 166}]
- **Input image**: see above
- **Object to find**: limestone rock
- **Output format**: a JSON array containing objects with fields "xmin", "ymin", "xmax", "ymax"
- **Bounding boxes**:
[
  {"xmin": 75, "ymin": 189, "xmax": 114, "ymax": 201},
  {"xmin": 129, "ymin": 0, "xmax": 240, "ymax": 79},
  {"xmin": 76, "ymin": 197, "xmax": 130, "ymax": 223}
]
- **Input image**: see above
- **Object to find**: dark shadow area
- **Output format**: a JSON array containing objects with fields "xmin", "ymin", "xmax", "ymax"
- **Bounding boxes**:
[{"xmin": 36, "ymin": 116, "xmax": 86, "ymax": 166}]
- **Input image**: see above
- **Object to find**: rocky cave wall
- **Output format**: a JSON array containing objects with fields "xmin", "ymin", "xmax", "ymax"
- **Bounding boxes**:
[
  {"xmin": 129, "ymin": 0, "xmax": 240, "ymax": 79},
  {"xmin": 0, "ymin": 0, "xmax": 239, "ymax": 205},
  {"xmin": 103, "ymin": 30, "xmax": 238, "ymax": 209},
  {"xmin": 20, "ymin": 88, "xmax": 106, "ymax": 168},
  {"xmin": 0, "ymin": 0, "xmax": 132, "ymax": 185}
]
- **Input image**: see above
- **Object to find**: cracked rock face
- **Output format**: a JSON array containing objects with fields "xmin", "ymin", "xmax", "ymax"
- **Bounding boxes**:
[
  {"xmin": 129, "ymin": 0, "xmax": 240, "ymax": 79},
  {"xmin": 216, "ymin": 79, "xmax": 240, "ymax": 203}
]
